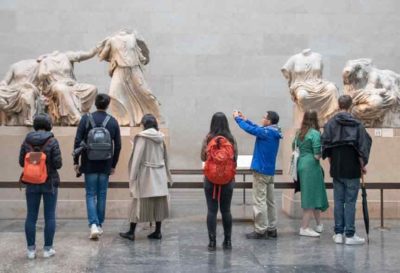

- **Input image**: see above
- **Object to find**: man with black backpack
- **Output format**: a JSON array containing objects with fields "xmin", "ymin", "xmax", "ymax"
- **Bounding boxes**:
[{"xmin": 73, "ymin": 94, "xmax": 121, "ymax": 240}]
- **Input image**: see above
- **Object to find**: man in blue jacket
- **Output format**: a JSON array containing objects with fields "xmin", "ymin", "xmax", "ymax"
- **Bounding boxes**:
[{"xmin": 233, "ymin": 110, "xmax": 282, "ymax": 239}]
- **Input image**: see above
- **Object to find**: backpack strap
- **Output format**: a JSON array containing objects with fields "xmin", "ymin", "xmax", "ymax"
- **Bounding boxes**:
[
  {"xmin": 102, "ymin": 115, "xmax": 111, "ymax": 128},
  {"xmin": 27, "ymin": 137, "xmax": 53, "ymax": 152},
  {"xmin": 40, "ymin": 137, "xmax": 53, "ymax": 151},
  {"xmin": 87, "ymin": 113, "xmax": 96, "ymax": 129}
]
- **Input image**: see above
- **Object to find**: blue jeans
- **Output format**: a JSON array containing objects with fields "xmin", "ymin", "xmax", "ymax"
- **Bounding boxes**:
[
  {"xmin": 84, "ymin": 173, "xmax": 109, "ymax": 226},
  {"xmin": 333, "ymin": 177, "xmax": 360, "ymax": 237},
  {"xmin": 25, "ymin": 190, "xmax": 58, "ymax": 251}
]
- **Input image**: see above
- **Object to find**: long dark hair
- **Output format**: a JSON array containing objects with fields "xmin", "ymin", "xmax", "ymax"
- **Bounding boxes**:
[
  {"xmin": 141, "ymin": 114, "xmax": 159, "ymax": 131},
  {"xmin": 207, "ymin": 112, "xmax": 234, "ymax": 144},
  {"xmin": 298, "ymin": 110, "xmax": 319, "ymax": 140}
]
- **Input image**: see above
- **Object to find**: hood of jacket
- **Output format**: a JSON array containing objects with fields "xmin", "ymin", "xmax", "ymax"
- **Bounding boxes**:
[
  {"xmin": 334, "ymin": 112, "xmax": 361, "ymax": 127},
  {"xmin": 268, "ymin": 124, "xmax": 283, "ymax": 139},
  {"xmin": 25, "ymin": 131, "xmax": 54, "ymax": 146},
  {"xmin": 137, "ymin": 128, "xmax": 164, "ymax": 144}
]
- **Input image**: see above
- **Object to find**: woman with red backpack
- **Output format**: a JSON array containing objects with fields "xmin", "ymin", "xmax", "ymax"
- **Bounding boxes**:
[
  {"xmin": 201, "ymin": 112, "xmax": 238, "ymax": 251},
  {"xmin": 19, "ymin": 114, "xmax": 62, "ymax": 259}
]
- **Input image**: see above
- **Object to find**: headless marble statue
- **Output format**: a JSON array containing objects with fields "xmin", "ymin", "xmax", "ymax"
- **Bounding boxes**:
[
  {"xmin": 98, "ymin": 30, "xmax": 161, "ymax": 126},
  {"xmin": 0, "ymin": 59, "xmax": 41, "ymax": 126},
  {"xmin": 37, "ymin": 49, "xmax": 98, "ymax": 126},
  {"xmin": 343, "ymin": 58, "xmax": 400, "ymax": 127},
  {"xmin": 281, "ymin": 49, "xmax": 339, "ymax": 126}
]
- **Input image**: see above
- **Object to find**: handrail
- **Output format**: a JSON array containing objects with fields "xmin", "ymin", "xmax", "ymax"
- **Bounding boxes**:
[{"xmin": 0, "ymin": 168, "xmax": 398, "ymax": 229}]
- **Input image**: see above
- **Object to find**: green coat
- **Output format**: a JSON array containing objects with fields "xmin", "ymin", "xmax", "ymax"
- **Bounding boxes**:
[{"xmin": 293, "ymin": 129, "xmax": 328, "ymax": 211}]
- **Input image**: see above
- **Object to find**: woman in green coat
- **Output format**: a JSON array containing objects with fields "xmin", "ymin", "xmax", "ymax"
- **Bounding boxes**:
[{"xmin": 293, "ymin": 110, "xmax": 329, "ymax": 237}]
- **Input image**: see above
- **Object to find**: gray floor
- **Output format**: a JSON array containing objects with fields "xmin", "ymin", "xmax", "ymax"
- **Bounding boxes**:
[{"xmin": 0, "ymin": 191, "xmax": 399, "ymax": 273}]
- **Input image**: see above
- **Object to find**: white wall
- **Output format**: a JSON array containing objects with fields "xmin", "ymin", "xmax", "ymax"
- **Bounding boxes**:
[{"xmin": 1, "ymin": 0, "xmax": 399, "ymax": 167}]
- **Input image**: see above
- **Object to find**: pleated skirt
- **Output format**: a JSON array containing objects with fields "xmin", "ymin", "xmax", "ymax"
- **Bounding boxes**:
[{"xmin": 128, "ymin": 196, "xmax": 169, "ymax": 223}]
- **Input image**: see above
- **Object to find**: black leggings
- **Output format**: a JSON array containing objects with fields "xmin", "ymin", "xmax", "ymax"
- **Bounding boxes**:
[{"xmin": 204, "ymin": 179, "xmax": 234, "ymax": 237}]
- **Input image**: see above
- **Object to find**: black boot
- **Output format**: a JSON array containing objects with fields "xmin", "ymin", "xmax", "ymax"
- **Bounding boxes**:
[
  {"xmin": 208, "ymin": 234, "xmax": 216, "ymax": 251},
  {"xmin": 222, "ymin": 235, "xmax": 232, "ymax": 250},
  {"xmin": 119, "ymin": 222, "xmax": 136, "ymax": 241},
  {"xmin": 148, "ymin": 221, "xmax": 162, "ymax": 240}
]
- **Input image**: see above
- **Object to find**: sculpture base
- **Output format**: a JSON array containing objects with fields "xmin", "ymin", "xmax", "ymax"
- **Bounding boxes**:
[
  {"xmin": 0, "ymin": 126, "xmax": 169, "ymax": 219},
  {"xmin": 281, "ymin": 128, "xmax": 400, "ymax": 219}
]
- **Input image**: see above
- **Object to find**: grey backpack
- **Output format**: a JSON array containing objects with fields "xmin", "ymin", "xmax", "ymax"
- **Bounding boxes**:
[{"xmin": 86, "ymin": 113, "xmax": 113, "ymax": 161}]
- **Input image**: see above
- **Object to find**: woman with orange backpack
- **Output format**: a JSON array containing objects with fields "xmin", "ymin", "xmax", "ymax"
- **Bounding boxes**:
[
  {"xmin": 19, "ymin": 114, "xmax": 62, "ymax": 259},
  {"xmin": 201, "ymin": 112, "xmax": 238, "ymax": 251}
]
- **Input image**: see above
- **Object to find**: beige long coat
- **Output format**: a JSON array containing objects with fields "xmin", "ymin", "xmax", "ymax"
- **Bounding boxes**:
[{"xmin": 129, "ymin": 128, "xmax": 172, "ymax": 199}]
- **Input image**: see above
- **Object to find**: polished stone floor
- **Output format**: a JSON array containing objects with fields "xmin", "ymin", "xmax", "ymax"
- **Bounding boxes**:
[{"xmin": 0, "ymin": 191, "xmax": 399, "ymax": 273}]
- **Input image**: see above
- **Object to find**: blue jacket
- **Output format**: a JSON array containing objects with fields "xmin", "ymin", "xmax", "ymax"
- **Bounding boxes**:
[{"xmin": 235, "ymin": 117, "xmax": 282, "ymax": 176}]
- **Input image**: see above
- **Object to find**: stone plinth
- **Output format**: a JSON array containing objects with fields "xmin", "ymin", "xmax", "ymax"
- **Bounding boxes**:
[
  {"xmin": 281, "ymin": 128, "xmax": 400, "ymax": 219},
  {"xmin": 0, "ymin": 126, "xmax": 169, "ymax": 219}
]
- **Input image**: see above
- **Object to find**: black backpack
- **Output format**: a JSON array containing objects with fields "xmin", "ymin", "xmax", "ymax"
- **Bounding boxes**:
[{"xmin": 86, "ymin": 113, "xmax": 113, "ymax": 161}]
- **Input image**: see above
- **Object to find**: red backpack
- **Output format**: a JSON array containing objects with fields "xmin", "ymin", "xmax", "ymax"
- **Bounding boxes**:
[
  {"xmin": 20, "ymin": 138, "xmax": 52, "ymax": 185},
  {"xmin": 204, "ymin": 136, "xmax": 236, "ymax": 200}
]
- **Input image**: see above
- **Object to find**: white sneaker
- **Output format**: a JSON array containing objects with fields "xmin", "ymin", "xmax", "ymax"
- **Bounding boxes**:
[
  {"xmin": 98, "ymin": 227, "xmax": 103, "ymax": 236},
  {"xmin": 333, "ymin": 233, "xmax": 344, "ymax": 244},
  {"xmin": 315, "ymin": 224, "xmax": 324, "ymax": 233},
  {"xmin": 345, "ymin": 234, "xmax": 365, "ymax": 245},
  {"xmin": 43, "ymin": 248, "xmax": 56, "ymax": 258},
  {"xmin": 299, "ymin": 228, "xmax": 320, "ymax": 237},
  {"xmin": 89, "ymin": 224, "xmax": 100, "ymax": 239},
  {"xmin": 27, "ymin": 249, "xmax": 36, "ymax": 259}
]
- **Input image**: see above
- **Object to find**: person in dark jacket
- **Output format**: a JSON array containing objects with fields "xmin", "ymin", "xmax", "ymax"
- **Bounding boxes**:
[
  {"xmin": 19, "ymin": 114, "xmax": 62, "ymax": 259},
  {"xmin": 322, "ymin": 95, "xmax": 372, "ymax": 245},
  {"xmin": 233, "ymin": 110, "xmax": 282, "ymax": 239},
  {"xmin": 73, "ymin": 93, "xmax": 121, "ymax": 240}
]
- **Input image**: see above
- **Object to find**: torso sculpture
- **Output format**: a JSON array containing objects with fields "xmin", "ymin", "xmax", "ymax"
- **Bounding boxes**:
[
  {"xmin": 37, "ymin": 50, "xmax": 98, "ymax": 126},
  {"xmin": 98, "ymin": 30, "xmax": 161, "ymax": 126},
  {"xmin": 343, "ymin": 58, "xmax": 400, "ymax": 127},
  {"xmin": 0, "ymin": 60, "xmax": 40, "ymax": 125},
  {"xmin": 281, "ymin": 49, "xmax": 339, "ymax": 125}
]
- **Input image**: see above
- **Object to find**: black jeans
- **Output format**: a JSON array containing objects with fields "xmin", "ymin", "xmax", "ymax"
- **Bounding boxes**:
[{"xmin": 204, "ymin": 179, "xmax": 234, "ymax": 237}]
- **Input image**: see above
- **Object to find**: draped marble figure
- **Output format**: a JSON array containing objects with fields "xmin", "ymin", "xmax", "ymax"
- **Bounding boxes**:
[
  {"xmin": 281, "ymin": 49, "xmax": 339, "ymax": 125},
  {"xmin": 37, "ymin": 49, "xmax": 98, "ymax": 126},
  {"xmin": 0, "ymin": 60, "xmax": 41, "ymax": 126},
  {"xmin": 343, "ymin": 59, "xmax": 400, "ymax": 127},
  {"xmin": 98, "ymin": 30, "xmax": 161, "ymax": 126}
]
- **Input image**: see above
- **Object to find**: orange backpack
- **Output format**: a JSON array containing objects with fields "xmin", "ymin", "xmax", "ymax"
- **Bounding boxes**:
[
  {"xmin": 204, "ymin": 136, "xmax": 236, "ymax": 200},
  {"xmin": 21, "ymin": 138, "xmax": 52, "ymax": 185}
]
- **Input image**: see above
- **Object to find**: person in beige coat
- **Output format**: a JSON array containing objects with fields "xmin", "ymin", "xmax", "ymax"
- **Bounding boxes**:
[{"xmin": 120, "ymin": 114, "xmax": 172, "ymax": 241}]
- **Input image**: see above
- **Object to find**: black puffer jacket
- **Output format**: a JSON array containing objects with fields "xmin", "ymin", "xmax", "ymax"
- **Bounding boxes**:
[
  {"xmin": 321, "ymin": 112, "xmax": 372, "ymax": 165},
  {"xmin": 19, "ymin": 131, "xmax": 62, "ymax": 193}
]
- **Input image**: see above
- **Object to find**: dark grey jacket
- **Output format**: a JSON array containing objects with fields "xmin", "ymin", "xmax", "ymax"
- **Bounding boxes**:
[
  {"xmin": 19, "ymin": 131, "xmax": 62, "ymax": 193},
  {"xmin": 321, "ymin": 112, "xmax": 372, "ymax": 165}
]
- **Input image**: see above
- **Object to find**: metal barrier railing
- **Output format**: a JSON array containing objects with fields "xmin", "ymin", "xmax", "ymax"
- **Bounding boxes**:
[{"xmin": 0, "ymin": 169, "xmax": 398, "ymax": 228}]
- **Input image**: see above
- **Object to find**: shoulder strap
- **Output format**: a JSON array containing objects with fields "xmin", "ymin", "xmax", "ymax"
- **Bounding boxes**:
[
  {"xmin": 87, "ymin": 113, "xmax": 96, "ymax": 129},
  {"xmin": 102, "ymin": 115, "xmax": 111, "ymax": 128},
  {"xmin": 40, "ymin": 137, "xmax": 53, "ymax": 152}
]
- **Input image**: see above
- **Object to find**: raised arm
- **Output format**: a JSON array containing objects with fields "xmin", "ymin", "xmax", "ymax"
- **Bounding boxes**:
[
  {"xmin": 234, "ymin": 116, "xmax": 267, "ymax": 138},
  {"xmin": 66, "ymin": 47, "xmax": 98, "ymax": 63}
]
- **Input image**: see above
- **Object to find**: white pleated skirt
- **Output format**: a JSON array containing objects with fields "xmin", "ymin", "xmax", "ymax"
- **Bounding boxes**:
[{"xmin": 128, "ymin": 196, "xmax": 169, "ymax": 223}]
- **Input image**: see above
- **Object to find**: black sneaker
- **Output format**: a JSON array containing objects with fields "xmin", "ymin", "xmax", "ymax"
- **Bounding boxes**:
[
  {"xmin": 267, "ymin": 229, "xmax": 277, "ymax": 238},
  {"xmin": 246, "ymin": 231, "xmax": 267, "ymax": 239}
]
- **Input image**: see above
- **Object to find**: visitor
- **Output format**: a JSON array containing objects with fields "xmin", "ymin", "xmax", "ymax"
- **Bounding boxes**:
[
  {"xmin": 119, "ymin": 114, "xmax": 172, "ymax": 241},
  {"xmin": 233, "ymin": 110, "xmax": 282, "ymax": 239},
  {"xmin": 73, "ymin": 93, "xmax": 121, "ymax": 240},
  {"xmin": 322, "ymin": 95, "xmax": 372, "ymax": 245},
  {"xmin": 19, "ymin": 114, "xmax": 62, "ymax": 259},
  {"xmin": 201, "ymin": 112, "xmax": 238, "ymax": 251},
  {"xmin": 293, "ymin": 110, "xmax": 328, "ymax": 237}
]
